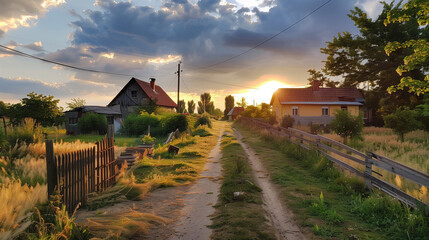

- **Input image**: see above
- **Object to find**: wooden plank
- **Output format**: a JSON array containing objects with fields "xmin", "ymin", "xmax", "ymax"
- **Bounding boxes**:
[
  {"xmin": 368, "ymin": 152, "xmax": 429, "ymax": 188},
  {"xmin": 318, "ymin": 142, "xmax": 365, "ymax": 165},
  {"xmin": 318, "ymin": 135, "xmax": 367, "ymax": 158},
  {"xmin": 368, "ymin": 174, "xmax": 425, "ymax": 208},
  {"xmin": 45, "ymin": 140, "xmax": 57, "ymax": 196}
]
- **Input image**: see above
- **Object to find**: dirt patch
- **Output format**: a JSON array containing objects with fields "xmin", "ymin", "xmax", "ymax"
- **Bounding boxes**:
[{"xmin": 234, "ymin": 128, "xmax": 306, "ymax": 240}]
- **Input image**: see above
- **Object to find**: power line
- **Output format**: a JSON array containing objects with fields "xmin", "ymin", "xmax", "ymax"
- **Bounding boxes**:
[
  {"xmin": 198, "ymin": 0, "xmax": 332, "ymax": 69},
  {"xmin": 0, "ymin": 44, "xmax": 172, "ymax": 79}
]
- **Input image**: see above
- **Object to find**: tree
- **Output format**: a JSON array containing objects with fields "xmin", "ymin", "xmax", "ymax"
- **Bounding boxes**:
[
  {"xmin": 197, "ymin": 93, "xmax": 214, "ymax": 114},
  {"xmin": 329, "ymin": 110, "xmax": 363, "ymax": 143},
  {"xmin": 307, "ymin": 69, "xmax": 339, "ymax": 87},
  {"xmin": 383, "ymin": 107, "xmax": 420, "ymax": 141},
  {"xmin": 224, "ymin": 95, "xmax": 235, "ymax": 118},
  {"xmin": 8, "ymin": 92, "xmax": 64, "ymax": 126},
  {"xmin": 236, "ymin": 97, "xmax": 247, "ymax": 108},
  {"xmin": 178, "ymin": 99, "xmax": 186, "ymax": 113},
  {"xmin": 384, "ymin": 0, "xmax": 429, "ymax": 95},
  {"xmin": 66, "ymin": 98, "xmax": 86, "ymax": 110},
  {"xmin": 321, "ymin": 2, "xmax": 426, "ymax": 121},
  {"xmin": 213, "ymin": 108, "xmax": 223, "ymax": 117},
  {"xmin": 187, "ymin": 100, "xmax": 195, "ymax": 114}
]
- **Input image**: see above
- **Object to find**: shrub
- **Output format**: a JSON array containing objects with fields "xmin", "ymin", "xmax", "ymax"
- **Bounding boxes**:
[
  {"xmin": 194, "ymin": 114, "xmax": 212, "ymax": 128},
  {"xmin": 78, "ymin": 113, "xmax": 107, "ymax": 135},
  {"xmin": 329, "ymin": 110, "xmax": 363, "ymax": 143},
  {"xmin": 281, "ymin": 115, "xmax": 295, "ymax": 128},
  {"xmin": 122, "ymin": 114, "xmax": 160, "ymax": 136},
  {"xmin": 383, "ymin": 107, "xmax": 420, "ymax": 142},
  {"xmin": 141, "ymin": 135, "xmax": 155, "ymax": 144},
  {"xmin": 161, "ymin": 114, "xmax": 188, "ymax": 133},
  {"xmin": 6, "ymin": 118, "xmax": 43, "ymax": 147},
  {"xmin": 268, "ymin": 115, "xmax": 277, "ymax": 125}
]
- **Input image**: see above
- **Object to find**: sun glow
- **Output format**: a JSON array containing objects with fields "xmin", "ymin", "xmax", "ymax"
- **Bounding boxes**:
[{"xmin": 233, "ymin": 80, "xmax": 298, "ymax": 106}]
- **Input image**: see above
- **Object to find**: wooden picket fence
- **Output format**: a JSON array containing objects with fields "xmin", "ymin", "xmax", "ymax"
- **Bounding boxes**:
[
  {"xmin": 240, "ymin": 117, "xmax": 429, "ymax": 208},
  {"xmin": 46, "ymin": 136, "xmax": 118, "ymax": 213}
]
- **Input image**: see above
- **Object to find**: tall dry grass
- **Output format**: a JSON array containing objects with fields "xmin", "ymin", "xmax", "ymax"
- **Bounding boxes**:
[{"xmin": 0, "ymin": 180, "xmax": 47, "ymax": 239}]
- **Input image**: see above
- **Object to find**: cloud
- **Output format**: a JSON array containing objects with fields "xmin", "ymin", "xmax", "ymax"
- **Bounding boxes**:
[{"xmin": 0, "ymin": 0, "xmax": 66, "ymax": 37}]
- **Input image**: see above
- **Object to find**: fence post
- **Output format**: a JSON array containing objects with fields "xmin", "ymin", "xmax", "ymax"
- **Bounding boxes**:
[
  {"xmin": 46, "ymin": 139, "xmax": 57, "ymax": 196},
  {"xmin": 364, "ymin": 154, "xmax": 373, "ymax": 190},
  {"xmin": 107, "ymin": 124, "xmax": 114, "ymax": 138}
]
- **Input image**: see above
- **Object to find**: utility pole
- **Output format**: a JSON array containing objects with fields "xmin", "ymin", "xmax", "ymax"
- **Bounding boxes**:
[{"xmin": 175, "ymin": 61, "xmax": 182, "ymax": 113}]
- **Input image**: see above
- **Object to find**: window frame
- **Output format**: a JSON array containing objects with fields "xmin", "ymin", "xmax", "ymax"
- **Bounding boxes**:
[
  {"xmin": 292, "ymin": 106, "xmax": 299, "ymax": 116},
  {"xmin": 322, "ymin": 106, "xmax": 329, "ymax": 116}
]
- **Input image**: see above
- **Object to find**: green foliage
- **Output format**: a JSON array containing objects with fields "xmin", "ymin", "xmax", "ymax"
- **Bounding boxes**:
[
  {"xmin": 122, "ymin": 114, "xmax": 161, "ymax": 136},
  {"xmin": 139, "ymin": 99, "xmax": 158, "ymax": 114},
  {"xmin": 321, "ymin": 2, "xmax": 427, "ymax": 119},
  {"xmin": 224, "ymin": 95, "xmax": 235, "ymax": 118},
  {"xmin": 241, "ymin": 103, "xmax": 274, "ymax": 123},
  {"xmin": 191, "ymin": 128, "xmax": 212, "ymax": 137},
  {"xmin": 415, "ymin": 96, "xmax": 429, "ymax": 131},
  {"xmin": 187, "ymin": 100, "xmax": 195, "ymax": 114},
  {"xmin": 7, "ymin": 92, "xmax": 64, "ymax": 126},
  {"xmin": 329, "ymin": 110, "xmax": 363, "ymax": 143},
  {"xmin": 384, "ymin": 0, "xmax": 429, "ymax": 95},
  {"xmin": 194, "ymin": 114, "xmax": 212, "ymax": 128},
  {"xmin": 197, "ymin": 93, "xmax": 215, "ymax": 114},
  {"xmin": 352, "ymin": 194, "xmax": 429, "ymax": 239},
  {"xmin": 383, "ymin": 107, "xmax": 420, "ymax": 141},
  {"xmin": 280, "ymin": 115, "xmax": 295, "ymax": 128},
  {"xmin": 141, "ymin": 135, "xmax": 155, "ymax": 144},
  {"xmin": 307, "ymin": 69, "xmax": 339, "ymax": 87},
  {"xmin": 78, "ymin": 113, "xmax": 107, "ymax": 135},
  {"xmin": 6, "ymin": 118, "xmax": 43, "ymax": 147},
  {"xmin": 66, "ymin": 98, "xmax": 85, "ymax": 110},
  {"xmin": 161, "ymin": 114, "xmax": 188, "ymax": 133},
  {"xmin": 236, "ymin": 97, "xmax": 247, "ymax": 108},
  {"xmin": 0, "ymin": 101, "xmax": 7, "ymax": 117}
]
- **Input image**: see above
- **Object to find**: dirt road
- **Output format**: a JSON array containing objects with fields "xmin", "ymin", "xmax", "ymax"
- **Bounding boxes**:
[
  {"xmin": 167, "ymin": 129, "xmax": 224, "ymax": 240},
  {"xmin": 234, "ymin": 128, "xmax": 306, "ymax": 240}
]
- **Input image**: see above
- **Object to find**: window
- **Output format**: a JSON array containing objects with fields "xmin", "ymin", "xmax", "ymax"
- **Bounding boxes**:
[
  {"xmin": 322, "ymin": 106, "xmax": 329, "ymax": 116},
  {"xmin": 68, "ymin": 118, "xmax": 78, "ymax": 124},
  {"xmin": 292, "ymin": 106, "xmax": 298, "ymax": 116},
  {"xmin": 131, "ymin": 90, "xmax": 137, "ymax": 98},
  {"xmin": 341, "ymin": 105, "xmax": 347, "ymax": 111}
]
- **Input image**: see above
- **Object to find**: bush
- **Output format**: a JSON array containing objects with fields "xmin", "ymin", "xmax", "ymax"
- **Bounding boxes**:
[
  {"xmin": 268, "ymin": 115, "xmax": 277, "ymax": 125},
  {"xmin": 161, "ymin": 114, "xmax": 188, "ymax": 133},
  {"xmin": 329, "ymin": 110, "xmax": 363, "ymax": 143},
  {"xmin": 383, "ymin": 107, "xmax": 420, "ymax": 142},
  {"xmin": 281, "ymin": 115, "xmax": 295, "ymax": 128},
  {"xmin": 194, "ymin": 114, "xmax": 212, "ymax": 128},
  {"xmin": 78, "ymin": 113, "xmax": 107, "ymax": 135},
  {"xmin": 122, "ymin": 113, "xmax": 161, "ymax": 136},
  {"xmin": 6, "ymin": 118, "xmax": 43, "ymax": 147}
]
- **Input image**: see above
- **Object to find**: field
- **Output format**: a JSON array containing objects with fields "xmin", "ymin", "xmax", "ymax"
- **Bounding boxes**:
[{"xmin": 322, "ymin": 127, "xmax": 429, "ymax": 203}]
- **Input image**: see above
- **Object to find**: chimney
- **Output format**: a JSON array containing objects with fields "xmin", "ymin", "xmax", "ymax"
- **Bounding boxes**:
[
  {"xmin": 312, "ymin": 80, "xmax": 320, "ymax": 91},
  {"xmin": 150, "ymin": 78, "xmax": 156, "ymax": 91}
]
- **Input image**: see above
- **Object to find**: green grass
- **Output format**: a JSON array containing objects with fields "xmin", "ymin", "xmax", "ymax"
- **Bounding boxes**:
[
  {"xmin": 234, "ymin": 122, "xmax": 386, "ymax": 239},
  {"xmin": 209, "ymin": 133, "xmax": 276, "ymax": 240}
]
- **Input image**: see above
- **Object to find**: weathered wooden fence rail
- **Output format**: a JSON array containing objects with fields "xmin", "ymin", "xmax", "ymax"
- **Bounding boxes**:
[
  {"xmin": 240, "ymin": 117, "xmax": 429, "ymax": 208},
  {"xmin": 46, "ymin": 136, "xmax": 118, "ymax": 213}
]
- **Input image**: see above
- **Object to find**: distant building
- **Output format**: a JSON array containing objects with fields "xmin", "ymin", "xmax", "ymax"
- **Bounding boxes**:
[
  {"xmin": 65, "ymin": 106, "xmax": 122, "ymax": 135},
  {"xmin": 270, "ymin": 80, "xmax": 364, "ymax": 126},
  {"xmin": 65, "ymin": 77, "xmax": 177, "ymax": 134},
  {"xmin": 108, "ymin": 77, "xmax": 177, "ymax": 117},
  {"xmin": 227, "ymin": 107, "xmax": 244, "ymax": 120}
]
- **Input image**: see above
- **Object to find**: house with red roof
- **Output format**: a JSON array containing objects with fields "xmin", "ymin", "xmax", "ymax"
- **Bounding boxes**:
[
  {"xmin": 270, "ymin": 80, "xmax": 364, "ymax": 126},
  {"xmin": 227, "ymin": 107, "xmax": 244, "ymax": 120},
  {"xmin": 108, "ymin": 77, "xmax": 177, "ymax": 117}
]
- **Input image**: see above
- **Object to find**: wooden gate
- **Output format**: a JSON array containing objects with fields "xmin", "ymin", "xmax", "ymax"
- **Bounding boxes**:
[{"xmin": 46, "ymin": 137, "xmax": 118, "ymax": 213}]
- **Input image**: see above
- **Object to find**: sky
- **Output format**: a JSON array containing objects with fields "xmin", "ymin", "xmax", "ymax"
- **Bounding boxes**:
[{"xmin": 0, "ymin": 0, "xmax": 392, "ymax": 110}]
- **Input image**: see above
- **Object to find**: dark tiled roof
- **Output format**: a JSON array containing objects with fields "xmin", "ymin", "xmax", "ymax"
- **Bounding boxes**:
[
  {"xmin": 270, "ymin": 87, "xmax": 364, "ymax": 105},
  {"xmin": 227, "ymin": 107, "xmax": 244, "ymax": 116},
  {"xmin": 134, "ymin": 78, "xmax": 177, "ymax": 108}
]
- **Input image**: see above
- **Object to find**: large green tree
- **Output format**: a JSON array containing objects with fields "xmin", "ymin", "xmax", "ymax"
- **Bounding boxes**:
[
  {"xmin": 8, "ymin": 92, "xmax": 64, "ymax": 126},
  {"xmin": 384, "ymin": 0, "xmax": 429, "ymax": 95},
  {"xmin": 307, "ymin": 69, "xmax": 339, "ymax": 87},
  {"xmin": 321, "ymin": 2, "xmax": 427, "ymax": 123},
  {"xmin": 224, "ymin": 95, "xmax": 235, "ymax": 118},
  {"xmin": 178, "ymin": 99, "xmax": 186, "ymax": 113},
  {"xmin": 197, "ymin": 93, "xmax": 215, "ymax": 114},
  {"xmin": 66, "ymin": 98, "xmax": 86, "ymax": 110}
]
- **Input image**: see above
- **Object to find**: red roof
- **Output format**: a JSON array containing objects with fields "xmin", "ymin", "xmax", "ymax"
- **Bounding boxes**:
[
  {"xmin": 270, "ymin": 87, "xmax": 364, "ymax": 105},
  {"xmin": 227, "ymin": 107, "xmax": 244, "ymax": 116},
  {"xmin": 109, "ymin": 78, "xmax": 177, "ymax": 108}
]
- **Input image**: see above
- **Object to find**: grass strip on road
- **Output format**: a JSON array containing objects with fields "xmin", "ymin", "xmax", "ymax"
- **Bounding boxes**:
[{"xmin": 209, "ymin": 131, "xmax": 276, "ymax": 240}]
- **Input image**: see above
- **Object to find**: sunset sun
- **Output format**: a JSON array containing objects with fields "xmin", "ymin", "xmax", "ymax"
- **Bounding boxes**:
[{"xmin": 233, "ymin": 80, "xmax": 295, "ymax": 106}]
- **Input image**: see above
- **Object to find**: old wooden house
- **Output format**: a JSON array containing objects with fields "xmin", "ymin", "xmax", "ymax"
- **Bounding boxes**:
[
  {"xmin": 270, "ymin": 80, "xmax": 364, "ymax": 126},
  {"xmin": 107, "ymin": 77, "xmax": 177, "ymax": 118},
  {"xmin": 65, "ymin": 106, "xmax": 122, "ymax": 135}
]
